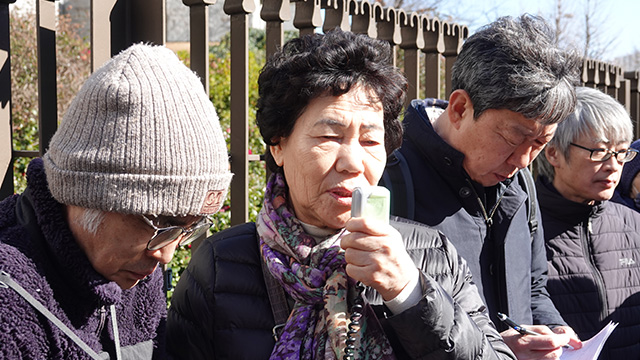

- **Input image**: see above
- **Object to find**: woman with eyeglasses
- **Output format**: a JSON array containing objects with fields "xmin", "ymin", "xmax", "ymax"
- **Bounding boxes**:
[
  {"xmin": 534, "ymin": 86, "xmax": 640, "ymax": 359},
  {"xmin": 166, "ymin": 29, "xmax": 517, "ymax": 360}
]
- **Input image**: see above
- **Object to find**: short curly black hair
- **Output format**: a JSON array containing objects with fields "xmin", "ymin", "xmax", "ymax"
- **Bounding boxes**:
[{"xmin": 256, "ymin": 29, "xmax": 408, "ymax": 173}]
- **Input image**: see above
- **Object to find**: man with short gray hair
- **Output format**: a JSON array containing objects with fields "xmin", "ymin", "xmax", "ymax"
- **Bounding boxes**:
[
  {"xmin": 0, "ymin": 43, "xmax": 232, "ymax": 359},
  {"xmin": 381, "ymin": 14, "xmax": 582, "ymax": 359}
]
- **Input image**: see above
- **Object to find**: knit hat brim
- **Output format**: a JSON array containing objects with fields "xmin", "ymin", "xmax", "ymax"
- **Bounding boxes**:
[
  {"xmin": 43, "ymin": 43, "xmax": 233, "ymax": 216},
  {"xmin": 44, "ymin": 156, "xmax": 233, "ymax": 215}
]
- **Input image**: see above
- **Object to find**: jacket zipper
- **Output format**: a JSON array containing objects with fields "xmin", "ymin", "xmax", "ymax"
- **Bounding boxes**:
[
  {"xmin": 96, "ymin": 306, "xmax": 107, "ymax": 337},
  {"xmin": 581, "ymin": 219, "xmax": 608, "ymax": 322},
  {"xmin": 468, "ymin": 179, "xmax": 508, "ymax": 316}
]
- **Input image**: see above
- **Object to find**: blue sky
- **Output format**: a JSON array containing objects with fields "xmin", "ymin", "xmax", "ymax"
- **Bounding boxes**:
[{"xmin": 437, "ymin": 0, "xmax": 639, "ymax": 60}]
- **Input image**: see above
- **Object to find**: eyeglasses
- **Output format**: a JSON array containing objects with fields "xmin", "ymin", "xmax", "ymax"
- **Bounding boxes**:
[
  {"xmin": 570, "ymin": 142, "xmax": 639, "ymax": 163},
  {"xmin": 141, "ymin": 215, "xmax": 213, "ymax": 251}
]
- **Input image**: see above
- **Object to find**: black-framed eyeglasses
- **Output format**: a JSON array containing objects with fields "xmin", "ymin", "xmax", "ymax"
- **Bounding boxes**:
[
  {"xmin": 570, "ymin": 142, "xmax": 639, "ymax": 163},
  {"xmin": 141, "ymin": 215, "xmax": 213, "ymax": 251}
]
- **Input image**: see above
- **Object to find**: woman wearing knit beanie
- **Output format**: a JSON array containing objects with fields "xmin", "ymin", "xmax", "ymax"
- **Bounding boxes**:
[
  {"xmin": 612, "ymin": 138, "xmax": 640, "ymax": 211},
  {"xmin": 0, "ymin": 43, "xmax": 232, "ymax": 359}
]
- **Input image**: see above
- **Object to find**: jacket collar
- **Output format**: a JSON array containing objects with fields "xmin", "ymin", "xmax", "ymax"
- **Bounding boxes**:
[
  {"xmin": 536, "ymin": 175, "xmax": 604, "ymax": 222},
  {"xmin": 404, "ymin": 100, "xmax": 467, "ymax": 179},
  {"xmin": 403, "ymin": 99, "xmax": 515, "ymax": 200},
  {"xmin": 21, "ymin": 158, "xmax": 122, "ymax": 305}
]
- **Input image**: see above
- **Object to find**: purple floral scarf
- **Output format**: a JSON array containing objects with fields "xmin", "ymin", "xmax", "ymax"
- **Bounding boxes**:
[{"xmin": 257, "ymin": 173, "xmax": 395, "ymax": 360}]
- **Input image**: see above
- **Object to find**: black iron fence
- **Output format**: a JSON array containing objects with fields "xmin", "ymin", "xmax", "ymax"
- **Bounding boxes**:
[{"xmin": 1, "ymin": 0, "xmax": 638, "ymax": 226}]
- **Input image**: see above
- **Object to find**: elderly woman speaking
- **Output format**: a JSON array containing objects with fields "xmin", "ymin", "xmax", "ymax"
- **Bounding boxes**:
[{"xmin": 167, "ymin": 30, "xmax": 515, "ymax": 360}]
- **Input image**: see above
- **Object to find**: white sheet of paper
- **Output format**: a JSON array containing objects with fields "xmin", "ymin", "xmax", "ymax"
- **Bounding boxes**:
[{"xmin": 560, "ymin": 322, "xmax": 618, "ymax": 360}]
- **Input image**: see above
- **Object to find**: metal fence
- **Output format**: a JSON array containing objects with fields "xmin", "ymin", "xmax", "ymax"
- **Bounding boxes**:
[{"xmin": 1, "ymin": 0, "xmax": 639, "ymax": 226}]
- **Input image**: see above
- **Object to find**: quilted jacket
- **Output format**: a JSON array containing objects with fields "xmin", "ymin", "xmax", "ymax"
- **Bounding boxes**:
[
  {"xmin": 166, "ymin": 218, "xmax": 516, "ymax": 360},
  {"xmin": 537, "ymin": 176, "xmax": 640, "ymax": 359}
]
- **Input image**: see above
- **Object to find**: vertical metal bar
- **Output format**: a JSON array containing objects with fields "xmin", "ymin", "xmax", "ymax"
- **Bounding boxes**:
[
  {"xmin": 225, "ymin": 0, "xmax": 255, "ymax": 225},
  {"xmin": 0, "ymin": 2, "xmax": 13, "ymax": 199},
  {"xmin": 294, "ymin": 0, "xmax": 322, "ymax": 36},
  {"xmin": 442, "ymin": 23, "xmax": 466, "ymax": 98},
  {"xmin": 263, "ymin": 22, "xmax": 280, "ymax": 182},
  {"xmin": 36, "ymin": 0, "xmax": 57, "ymax": 155},
  {"xmin": 603, "ymin": 63, "xmax": 616, "ymax": 98},
  {"xmin": 261, "ymin": 0, "xmax": 290, "ymax": 60},
  {"xmin": 609, "ymin": 66, "xmax": 623, "ymax": 104},
  {"xmin": 443, "ymin": 58, "xmax": 455, "ymax": 98},
  {"xmin": 189, "ymin": 4, "xmax": 210, "ymax": 92},
  {"xmin": 424, "ymin": 53, "xmax": 441, "ymax": 99},
  {"xmin": 376, "ymin": 8, "xmax": 401, "ymax": 68},
  {"xmin": 229, "ymin": 14, "xmax": 249, "ymax": 225},
  {"xmin": 625, "ymin": 71, "xmax": 639, "ymax": 138},
  {"xmin": 591, "ymin": 61, "xmax": 606, "ymax": 91},
  {"xmin": 581, "ymin": 59, "xmax": 598, "ymax": 87},
  {"xmin": 261, "ymin": 0, "xmax": 289, "ymax": 182},
  {"xmin": 423, "ymin": 18, "xmax": 444, "ymax": 99},
  {"xmin": 265, "ymin": 22, "xmax": 282, "ymax": 57},
  {"xmin": 403, "ymin": 48, "xmax": 419, "ymax": 108},
  {"xmin": 598, "ymin": 62, "xmax": 608, "ymax": 93},
  {"xmin": 350, "ymin": 1, "xmax": 377, "ymax": 38},
  {"xmin": 130, "ymin": 0, "xmax": 165, "ymax": 45},
  {"xmin": 322, "ymin": 0, "xmax": 350, "ymax": 33},
  {"xmin": 400, "ymin": 13, "xmax": 423, "ymax": 108},
  {"xmin": 91, "ymin": 0, "xmax": 118, "ymax": 71},
  {"xmin": 619, "ymin": 79, "xmax": 631, "ymax": 121},
  {"xmin": 108, "ymin": 1, "xmax": 131, "ymax": 55},
  {"xmin": 91, "ymin": 0, "xmax": 164, "ymax": 75}
]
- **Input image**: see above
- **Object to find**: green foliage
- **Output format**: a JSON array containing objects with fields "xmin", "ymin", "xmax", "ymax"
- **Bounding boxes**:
[
  {"xmin": 9, "ymin": 10, "xmax": 269, "ymax": 304},
  {"xmin": 167, "ymin": 31, "xmax": 269, "ymax": 303},
  {"xmin": 10, "ymin": 9, "xmax": 40, "ymax": 192},
  {"xmin": 10, "ymin": 8, "xmax": 90, "ymax": 192}
]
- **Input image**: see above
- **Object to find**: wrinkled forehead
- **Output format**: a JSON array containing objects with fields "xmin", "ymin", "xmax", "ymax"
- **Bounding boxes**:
[{"xmin": 494, "ymin": 111, "xmax": 557, "ymax": 142}]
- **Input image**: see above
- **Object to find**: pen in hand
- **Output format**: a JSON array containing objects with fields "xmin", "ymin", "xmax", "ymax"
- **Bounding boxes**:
[
  {"xmin": 497, "ymin": 312, "xmax": 542, "ymax": 336},
  {"xmin": 497, "ymin": 312, "xmax": 574, "ymax": 350}
]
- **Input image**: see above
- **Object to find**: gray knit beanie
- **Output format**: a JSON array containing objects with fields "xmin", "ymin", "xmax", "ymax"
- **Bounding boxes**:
[{"xmin": 43, "ymin": 43, "xmax": 233, "ymax": 216}]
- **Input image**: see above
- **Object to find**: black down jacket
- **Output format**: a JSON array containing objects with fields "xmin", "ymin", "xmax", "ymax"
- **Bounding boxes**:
[
  {"xmin": 537, "ymin": 177, "xmax": 640, "ymax": 359},
  {"xmin": 166, "ymin": 219, "xmax": 516, "ymax": 360}
]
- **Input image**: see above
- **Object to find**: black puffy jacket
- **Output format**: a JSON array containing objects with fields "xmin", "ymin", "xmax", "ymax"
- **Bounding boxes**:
[
  {"xmin": 537, "ymin": 177, "xmax": 640, "ymax": 359},
  {"xmin": 166, "ymin": 219, "xmax": 516, "ymax": 360}
]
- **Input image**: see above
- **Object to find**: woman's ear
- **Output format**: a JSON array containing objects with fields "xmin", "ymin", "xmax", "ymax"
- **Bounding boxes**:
[
  {"xmin": 270, "ymin": 142, "xmax": 285, "ymax": 167},
  {"xmin": 447, "ymin": 90, "xmax": 474, "ymax": 130}
]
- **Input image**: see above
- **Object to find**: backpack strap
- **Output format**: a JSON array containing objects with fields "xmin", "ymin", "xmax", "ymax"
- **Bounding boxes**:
[
  {"xmin": 260, "ymin": 249, "xmax": 290, "ymax": 341},
  {"xmin": 380, "ymin": 150, "xmax": 415, "ymax": 220},
  {"xmin": 0, "ymin": 271, "xmax": 111, "ymax": 360},
  {"xmin": 11, "ymin": 189, "xmax": 120, "ymax": 359},
  {"xmin": 518, "ymin": 168, "xmax": 539, "ymax": 239}
]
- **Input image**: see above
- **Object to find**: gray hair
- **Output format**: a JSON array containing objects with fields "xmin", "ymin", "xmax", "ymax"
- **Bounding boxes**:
[
  {"xmin": 452, "ymin": 14, "xmax": 581, "ymax": 125},
  {"xmin": 76, "ymin": 208, "xmax": 106, "ymax": 235},
  {"xmin": 536, "ymin": 87, "xmax": 634, "ymax": 180}
]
